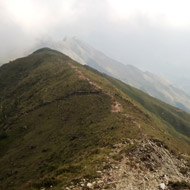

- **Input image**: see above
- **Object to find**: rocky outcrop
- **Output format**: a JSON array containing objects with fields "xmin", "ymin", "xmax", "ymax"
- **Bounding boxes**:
[{"xmin": 63, "ymin": 138, "xmax": 190, "ymax": 190}]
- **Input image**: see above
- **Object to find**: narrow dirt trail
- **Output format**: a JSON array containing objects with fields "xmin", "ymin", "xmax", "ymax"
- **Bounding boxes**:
[{"xmin": 68, "ymin": 63, "xmax": 123, "ymax": 113}]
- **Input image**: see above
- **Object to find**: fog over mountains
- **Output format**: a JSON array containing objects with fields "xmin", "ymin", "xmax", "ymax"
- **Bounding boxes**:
[
  {"xmin": 1, "ymin": 1, "xmax": 190, "ymax": 96},
  {"xmin": 36, "ymin": 36, "xmax": 190, "ymax": 112}
]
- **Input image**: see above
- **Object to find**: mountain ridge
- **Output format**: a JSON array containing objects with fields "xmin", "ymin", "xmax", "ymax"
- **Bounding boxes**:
[
  {"xmin": 0, "ymin": 49, "xmax": 190, "ymax": 190},
  {"xmin": 39, "ymin": 37, "xmax": 190, "ymax": 113}
]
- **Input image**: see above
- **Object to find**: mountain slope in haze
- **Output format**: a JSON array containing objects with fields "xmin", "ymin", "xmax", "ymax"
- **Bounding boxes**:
[
  {"xmin": 0, "ymin": 48, "xmax": 190, "ymax": 190},
  {"xmin": 171, "ymin": 75, "xmax": 190, "ymax": 95},
  {"xmin": 43, "ymin": 37, "xmax": 190, "ymax": 113}
]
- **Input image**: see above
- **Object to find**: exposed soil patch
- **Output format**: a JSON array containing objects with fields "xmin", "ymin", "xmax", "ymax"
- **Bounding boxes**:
[{"xmin": 112, "ymin": 101, "xmax": 123, "ymax": 113}]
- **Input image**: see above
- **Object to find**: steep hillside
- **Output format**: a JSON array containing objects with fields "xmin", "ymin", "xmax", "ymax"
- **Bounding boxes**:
[
  {"xmin": 0, "ymin": 48, "xmax": 190, "ymax": 190},
  {"xmin": 43, "ymin": 37, "xmax": 190, "ymax": 112}
]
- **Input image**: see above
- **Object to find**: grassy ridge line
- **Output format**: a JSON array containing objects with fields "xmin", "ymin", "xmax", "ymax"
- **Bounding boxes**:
[
  {"xmin": 66, "ymin": 61, "xmax": 190, "ymax": 153},
  {"xmin": 0, "ymin": 49, "xmax": 189, "ymax": 190},
  {"xmin": 0, "ymin": 50, "xmax": 142, "ymax": 189},
  {"xmin": 77, "ymin": 64, "xmax": 190, "ymax": 153},
  {"xmin": 82, "ymin": 65, "xmax": 190, "ymax": 138}
]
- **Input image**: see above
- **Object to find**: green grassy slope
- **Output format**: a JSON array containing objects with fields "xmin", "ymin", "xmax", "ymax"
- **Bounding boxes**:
[
  {"xmin": 101, "ymin": 71, "xmax": 190, "ymax": 137},
  {"xmin": 0, "ymin": 48, "xmax": 189, "ymax": 190}
]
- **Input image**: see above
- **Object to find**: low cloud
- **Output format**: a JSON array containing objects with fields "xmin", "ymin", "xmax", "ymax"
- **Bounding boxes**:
[{"xmin": 1, "ymin": 0, "xmax": 190, "ymax": 80}]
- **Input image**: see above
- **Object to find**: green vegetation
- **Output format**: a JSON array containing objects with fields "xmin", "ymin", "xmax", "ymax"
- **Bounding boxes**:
[
  {"xmin": 84, "ymin": 65, "xmax": 190, "ymax": 137},
  {"xmin": 0, "ymin": 48, "xmax": 189, "ymax": 189}
]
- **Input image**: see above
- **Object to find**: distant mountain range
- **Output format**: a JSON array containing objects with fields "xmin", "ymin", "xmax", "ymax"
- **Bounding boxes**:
[{"xmin": 37, "ymin": 37, "xmax": 190, "ymax": 112}]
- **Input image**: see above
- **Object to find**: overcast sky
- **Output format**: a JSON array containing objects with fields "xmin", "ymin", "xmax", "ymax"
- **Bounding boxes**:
[{"xmin": 1, "ymin": 0, "xmax": 190, "ymax": 79}]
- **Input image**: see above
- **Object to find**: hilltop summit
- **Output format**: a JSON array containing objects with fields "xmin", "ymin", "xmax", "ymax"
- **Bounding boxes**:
[{"xmin": 0, "ymin": 49, "xmax": 189, "ymax": 190}]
